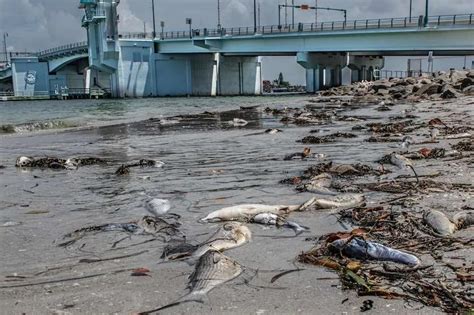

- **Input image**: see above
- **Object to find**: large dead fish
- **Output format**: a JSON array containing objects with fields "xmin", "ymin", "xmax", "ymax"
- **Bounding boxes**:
[
  {"xmin": 390, "ymin": 153, "xmax": 419, "ymax": 183},
  {"xmin": 330, "ymin": 237, "xmax": 420, "ymax": 266},
  {"xmin": 192, "ymin": 222, "xmax": 251, "ymax": 258},
  {"xmin": 139, "ymin": 250, "xmax": 242, "ymax": 314},
  {"xmin": 200, "ymin": 204, "xmax": 299, "ymax": 223},
  {"xmin": 423, "ymin": 210, "xmax": 456, "ymax": 236},
  {"xmin": 305, "ymin": 194, "xmax": 365, "ymax": 210},
  {"xmin": 453, "ymin": 211, "xmax": 474, "ymax": 229},
  {"xmin": 298, "ymin": 173, "xmax": 337, "ymax": 195}
]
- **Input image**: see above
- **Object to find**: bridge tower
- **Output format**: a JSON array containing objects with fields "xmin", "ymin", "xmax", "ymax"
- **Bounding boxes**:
[{"xmin": 80, "ymin": 0, "xmax": 120, "ymax": 96}]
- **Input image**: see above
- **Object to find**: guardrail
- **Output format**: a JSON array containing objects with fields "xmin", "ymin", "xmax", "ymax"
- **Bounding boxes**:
[
  {"xmin": 154, "ymin": 14, "xmax": 473, "ymax": 40},
  {"xmin": 37, "ymin": 41, "xmax": 88, "ymax": 59},
  {"xmin": 0, "ymin": 91, "xmax": 50, "ymax": 97}
]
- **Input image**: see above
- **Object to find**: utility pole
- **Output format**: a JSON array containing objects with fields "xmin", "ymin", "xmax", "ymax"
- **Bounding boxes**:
[
  {"xmin": 291, "ymin": 0, "xmax": 295, "ymax": 28},
  {"xmin": 285, "ymin": 0, "xmax": 288, "ymax": 26},
  {"xmin": 151, "ymin": 0, "xmax": 156, "ymax": 38},
  {"xmin": 217, "ymin": 0, "xmax": 221, "ymax": 29},
  {"xmin": 315, "ymin": 0, "xmax": 318, "ymax": 25},
  {"xmin": 160, "ymin": 21, "xmax": 165, "ymax": 38},
  {"xmin": 2, "ymin": 33, "xmax": 7, "ymax": 65},
  {"xmin": 409, "ymin": 0, "xmax": 413, "ymax": 22},
  {"xmin": 423, "ymin": 0, "xmax": 429, "ymax": 27},
  {"xmin": 258, "ymin": 2, "xmax": 261, "ymax": 28},
  {"xmin": 254, "ymin": 0, "xmax": 257, "ymax": 32}
]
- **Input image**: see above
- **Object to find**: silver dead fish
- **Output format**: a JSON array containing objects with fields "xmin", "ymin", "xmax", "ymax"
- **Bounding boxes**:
[
  {"xmin": 140, "ymin": 250, "xmax": 242, "ymax": 314},
  {"xmin": 298, "ymin": 173, "xmax": 337, "ymax": 195},
  {"xmin": 390, "ymin": 153, "xmax": 419, "ymax": 183},
  {"xmin": 453, "ymin": 210, "xmax": 474, "ymax": 229},
  {"xmin": 252, "ymin": 213, "xmax": 309, "ymax": 235},
  {"xmin": 423, "ymin": 210, "xmax": 456, "ymax": 236},
  {"xmin": 330, "ymin": 237, "xmax": 420, "ymax": 266},
  {"xmin": 200, "ymin": 204, "xmax": 300, "ymax": 223}
]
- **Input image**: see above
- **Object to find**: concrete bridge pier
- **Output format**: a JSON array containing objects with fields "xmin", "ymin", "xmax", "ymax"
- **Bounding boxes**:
[
  {"xmin": 297, "ymin": 52, "xmax": 346, "ymax": 92},
  {"xmin": 341, "ymin": 54, "xmax": 385, "ymax": 85}
]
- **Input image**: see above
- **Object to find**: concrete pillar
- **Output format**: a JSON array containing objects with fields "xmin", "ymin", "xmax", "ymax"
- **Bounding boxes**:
[
  {"xmin": 341, "ymin": 66, "xmax": 352, "ymax": 86},
  {"xmin": 211, "ymin": 53, "xmax": 220, "ymax": 96},
  {"xmin": 255, "ymin": 57, "xmax": 262, "ymax": 95},
  {"xmin": 219, "ymin": 56, "xmax": 260, "ymax": 95},
  {"xmin": 305, "ymin": 67, "xmax": 322, "ymax": 93}
]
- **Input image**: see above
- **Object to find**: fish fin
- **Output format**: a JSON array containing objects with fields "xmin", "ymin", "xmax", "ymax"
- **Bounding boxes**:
[{"xmin": 407, "ymin": 165, "xmax": 419, "ymax": 184}]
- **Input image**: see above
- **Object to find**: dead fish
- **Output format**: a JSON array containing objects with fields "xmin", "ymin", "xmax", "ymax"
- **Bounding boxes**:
[
  {"xmin": 311, "ymin": 194, "xmax": 365, "ymax": 210},
  {"xmin": 284, "ymin": 147, "xmax": 312, "ymax": 160},
  {"xmin": 251, "ymin": 213, "xmax": 309, "ymax": 235},
  {"xmin": 453, "ymin": 211, "xmax": 474, "ymax": 229},
  {"xmin": 140, "ymin": 251, "xmax": 242, "ymax": 314},
  {"xmin": 330, "ymin": 237, "xmax": 420, "ymax": 266},
  {"xmin": 423, "ymin": 210, "xmax": 456, "ymax": 236},
  {"xmin": 298, "ymin": 173, "xmax": 336, "ymax": 195},
  {"xmin": 390, "ymin": 153, "xmax": 419, "ymax": 183},
  {"xmin": 192, "ymin": 222, "xmax": 251, "ymax": 258},
  {"xmin": 136, "ymin": 215, "xmax": 180, "ymax": 236},
  {"xmin": 265, "ymin": 128, "xmax": 282, "ymax": 134},
  {"xmin": 228, "ymin": 118, "xmax": 248, "ymax": 127},
  {"xmin": 200, "ymin": 204, "xmax": 299, "ymax": 223},
  {"xmin": 145, "ymin": 198, "xmax": 171, "ymax": 217},
  {"xmin": 15, "ymin": 156, "xmax": 34, "ymax": 167}
]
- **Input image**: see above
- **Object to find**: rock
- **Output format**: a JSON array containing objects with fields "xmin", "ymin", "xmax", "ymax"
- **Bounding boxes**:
[
  {"xmin": 463, "ymin": 85, "xmax": 474, "ymax": 95},
  {"xmin": 467, "ymin": 70, "xmax": 474, "ymax": 78},
  {"xmin": 377, "ymin": 89, "xmax": 390, "ymax": 96},
  {"xmin": 420, "ymin": 78, "xmax": 432, "ymax": 85},
  {"xmin": 440, "ymin": 86, "xmax": 458, "ymax": 99},
  {"xmin": 412, "ymin": 84, "xmax": 422, "ymax": 93},
  {"xmin": 449, "ymin": 70, "xmax": 467, "ymax": 83},
  {"xmin": 415, "ymin": 83, "xmax": 441, "ymax": 96},
  {"xmin": 458, "ymin": 77, "xmax": 474, "ymax": 90},
  {"xmin": 405, "ymin": 77, "xmax": 417, "ymax": 85},
  {"xmin": 371, "ymin": 82, "xmax": 392, "ymax": 92}
]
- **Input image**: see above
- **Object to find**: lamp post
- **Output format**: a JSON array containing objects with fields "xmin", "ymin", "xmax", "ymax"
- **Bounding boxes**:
[
  {"xmin": 2, "ymin": 33, "xmax": 8, "ymax": 65},
  {"xmin": 186, "ymin": 18, "xmax": 192, "ymax": 38},
  {"xmin": 217, "ymin": 0, "xmax": 221, "ymax": 29},
  {"xmin": 409, "ymin": 0, "xmax": 412, "ymax": 22},
  {"xmin": 151, "ymin": 0, "xmax": 156, "ymax": 38},
  {"xmin": 423, "ymin": 0, "xmax": 429, "ymax": 27},
  {"xmin": 253, "ymin": 0, "xmax": 257, "ymax": 33},
  {"xmin": 160, "ymin": 21, "xmax": 165, "ymax": 38}
]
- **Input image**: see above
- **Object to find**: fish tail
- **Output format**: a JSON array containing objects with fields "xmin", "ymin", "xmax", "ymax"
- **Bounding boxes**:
[
  {"xmin": 138, "ymin": 295, "xmax": 205, "ymax": 314},
  {"xmin": 407, "ymin": 165, "xmax": 419, "ymax": 184}
]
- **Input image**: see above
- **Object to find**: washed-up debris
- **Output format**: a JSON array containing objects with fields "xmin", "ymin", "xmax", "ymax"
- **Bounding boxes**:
[
  {"xmin": 451, "ymin": 139, "xmax": 473, "ymax": 151},
  {"xmin": 228, "ymin": 118, "xmax": 248, "ymax": 127},
  {"xmin": 284, "ymin": 147, "xmax": 311, "ymax": 160},
  {"xmin": 299, "ymin": 194, "xmax": 366, "ymax": 210},
  {"xmin": 329, "ymin": 237, "xmax": 420, "ymax": 266},
  {"xmin": 140, "ymin": 250, "xmax": 242, "ymax": 314},
  {"xmin": 115, "ymin": 159, "xmax": 164, "ymax": 176},
  {"xmin": 265, "ymin": 128, "xmax": 282, "ymax": 134},
  {"xmin": 298, "ymin": 132, "xmax": 357, "ymax": 144},
  {"xmin": 131, "ymin": 267, "xmax": 151, "ymax": 277},
  {"xmin": 452, "ymin": 211, "xmax": 474, "ymax": 229},
  {"xmin": 423, "ymin": 210, "xmax": 456, "ymax": 236},
  {"xmin": 15, "ymin": 156, "xmax": 106, "ymax": 170},
  {"xmin": 296, "ymin": 173, "xmax": 335, "ymax": 195},
  {"xmin": 252, "ymin": 213, "xmax": 309, "ymax": 235},
  {"xmin": 299, "ymin": 204, "xmax": 473, "ymax": 312},
  {"xmin": 199, "ymin": 204, "xmax": 299, "ymax": 223},
  {"xmin": 145, "ymin": 198, "xmax": 171, "ymax": 217},
  {"xmin": 59, "ymin": 215, "xmax": 180, "ymax": 247}
]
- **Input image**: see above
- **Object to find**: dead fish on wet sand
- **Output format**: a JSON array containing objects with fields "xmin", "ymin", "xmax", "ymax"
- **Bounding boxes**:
[
  {"xmin": 200, "ymin": 204, "xmax": 300, "ymax": 223},
  {"xmin": 265, "ymin": 128, "xmax": 283, "ymax": 134},
  {"xmin": 301, "ymin": 194, "xmax": 366, "ymax": 210},
  {"xmin": 139, "ymin": 250, "xmax": 242, "ymax": 314},
  {"xmin": 389, "ymin": 153, "xmax": 419, "ymax": 183},
  {"xmin": 453, "ymin": 211, "xmax": 474, "ymax": 229},
  {"xmin": 330, "ymin": 237, "xmax": 420, "ymax": 266},
  {"xmin": 228, "ymin": 118, "xmax": 248, "ymax": 127},
  {"xmin": 423, "ymin": 210, "xmax": 456, "ymax": 236},
  {"xmin": 145, "ymin": 198, "xmax": 171, "ymax": 217},
  {"xmin": 297, "ymin": 173, "xmax": 336, "ymax": 195},
  {"xmin": 252, "ymin": 213, "xmax": 309, "ymax": 235},
  {"xmin": 59, "ymin": 215, "xmax": 180, "ymax": 247}
]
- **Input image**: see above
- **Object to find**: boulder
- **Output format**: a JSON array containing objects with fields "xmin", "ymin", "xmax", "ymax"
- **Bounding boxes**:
[
  {"xmin": 420, "ymin": 78, "xmax": 432, "ymax": 85},
  {"xmin": 440, "ymin": 85, "xmax": 459, "ymax": 99},
  {"xmin": 458, "ymin": 77, "xmax": 474, "ymax": 90},
  {"xmin": 377, "ymin": 89, "xmax": 390, "ymax": 96},
  {"xmin": 370, "ymin": 81, "xmax": 392, "ymax": 92},
  {"xmin": 415, "ymin": 83, "xmax": 441, "ymax": 96},
  {"xmin": 467, "ymin": 70, "xmax": 474, "ymax": 78},
  {"xmin": 463, "ymin": 85, "xmax": 474, "ymax": 95},
  {"xmin": 405, "ymin": 77, "xmax": 417, "ymax": 85}
]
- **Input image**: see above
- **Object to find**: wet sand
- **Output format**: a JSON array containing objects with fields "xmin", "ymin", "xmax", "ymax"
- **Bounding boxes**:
[{"xmin": 0, "ymin": 95, "xmax": 472, "ymax": 314}]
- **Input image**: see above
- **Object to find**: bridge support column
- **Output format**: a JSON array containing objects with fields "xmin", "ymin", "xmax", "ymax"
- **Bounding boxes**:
[
  {"xmin": 305, "ymin": 67, "xmax": 322, "ymax": 93},
  {"xmin": 219, "ymin": 55, "xmax": 261, "ymax": 95},
  {"xmin": 297, "ymin": 52, "xmax": 346, "ymax": 91}
]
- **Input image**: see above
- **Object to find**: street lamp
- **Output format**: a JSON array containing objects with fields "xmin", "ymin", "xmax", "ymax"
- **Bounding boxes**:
[
  {"xmin": 253, "ymin": 0, "xmax": 257, "ymax": 33},
  {"xmin": 423, "ymin": 0, "xmax": 429, "ymax": 27},
  {"xmin": 409, "ymin": 0, "xmax": 412, "ymax": 22},
  {"xmin": 217, "ymin": 0, "xmax": 221, "ymax": 29},
  {"xmin": 151, "ymin": 0, "xmax": 156, "ymax": 38},
  {"xmin": 160, "ymin": 21, "xmax": 165, "ymax": 38},
  {"xmin": 2, "ymin": 33, "xmax": 8, "ymax": 65},
  {"xmin": 186, "ymin": 18, "xmax": 192, "ymax": 38}
]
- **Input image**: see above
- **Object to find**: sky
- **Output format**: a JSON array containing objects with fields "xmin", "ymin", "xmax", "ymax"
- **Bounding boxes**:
[{"xmin": 1, "ymin": 0, "xmax": 473, "ymax": 83}]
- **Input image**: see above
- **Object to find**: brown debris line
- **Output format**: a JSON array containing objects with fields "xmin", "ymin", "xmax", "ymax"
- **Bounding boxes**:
[
  {"xmin": 451, "ymin": 139, "xmax": 474, "ymax": 152},
  {"xmin": 298, "ymin": 206, "xmax": 474, "ymax": 312},
  {"xmin": 358, "ymin": 179, "xmax": 473, "ymax": 194},
  {"xmin": 303, "ymin": 162, "xmax": 384, "ymax": 178},
  {"xmin": 115, "ymin": 159, "xmax": 160, "ymax": 176},
  {"xmin": 365, "ymin": 120, "xmax": 419, "ymax": 133},
  {"xmin": 298, "ymin": 132, "xmax": 357, "ymax": 144}
]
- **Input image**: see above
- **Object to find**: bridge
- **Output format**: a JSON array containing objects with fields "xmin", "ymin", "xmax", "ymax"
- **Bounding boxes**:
[{"xmin": 1, "ymin": 0, "xmax": 473, "ymax": 99}]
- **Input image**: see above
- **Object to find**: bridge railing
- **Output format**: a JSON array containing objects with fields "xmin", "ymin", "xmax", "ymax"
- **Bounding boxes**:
[
  {"xmin": 37, "ymin": 41, "xmax": 88, "ymax": 59},
  {"xmin": 156, "ymin": 14, "xmax": 473, "ymax": 40}
]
